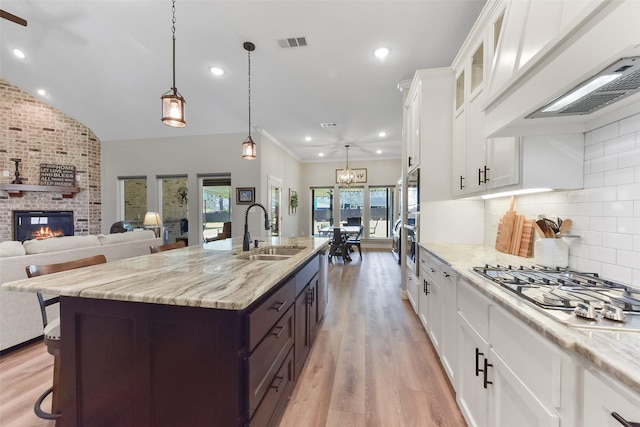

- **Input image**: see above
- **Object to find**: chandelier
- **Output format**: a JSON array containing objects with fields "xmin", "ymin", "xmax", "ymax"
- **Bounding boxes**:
[
  {"xmin": 161, "ymin": 0, "xmax": 186, "ymax": 128},
  {"xmin": 337, "ymin": 144, "xmax": 356, "ymax": 187}
]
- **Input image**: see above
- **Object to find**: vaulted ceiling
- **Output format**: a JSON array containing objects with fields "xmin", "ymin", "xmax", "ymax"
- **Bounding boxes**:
[{"xmin": 1, "ymin": 0, "xmax": 486, "ymax": 162}]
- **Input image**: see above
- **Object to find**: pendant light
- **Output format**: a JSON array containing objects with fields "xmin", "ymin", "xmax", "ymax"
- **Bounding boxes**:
[
  {"xmin": 161, "ymin": 0, "xmax": 186, "ymax": 128},
  {"xmin": 337, "ymin": 145, "xmax": 356, "ymax": 187},
  {"xmin": 242, "ymin": 42, "xmax": 256, "ymax": 160}
]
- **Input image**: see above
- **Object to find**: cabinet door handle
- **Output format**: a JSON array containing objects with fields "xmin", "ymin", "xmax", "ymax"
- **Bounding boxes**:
[
  {"xmin": 408, "ymin": 156, "xmax": 413, "ymax": 167},
  {"xmin": 478, "ymin": 168, "xmax": 483, "ymax": 186},
  {"xmin": 612, "ymin": 412, "xmax": 640, "ymax": 427},
  {"xmin": 459, "ymin": 175, "xmax": 465, "ymax": 190},
  {"xmin": 271, "ymin": 325, "xmax": 285, "ymax": 339},
  {"xmin": 475, "ymin": 348, "xmax": 484, "ymax": 377},
  {"xmin": 483, "ymin": 358, "xmax": 493, "ymax": 389},
  {"xmin": 273, "ymin": 300, "xmax": 288, "ymax": 312},
  {"xmin": 423, "ymin": 279, "xmax": 430, "ymax": 295},
  {"xmin": 483, "ymin": 165, "xmax": 490, "ymax": 183},
  {"xmin": 271, "ymin": 375, "xmax": 285, "ymax": 393}
]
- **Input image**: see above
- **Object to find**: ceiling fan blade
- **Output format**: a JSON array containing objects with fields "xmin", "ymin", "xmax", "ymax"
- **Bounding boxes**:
[{"xmin": 0, "ymin": 9, "xmax": 28, "ymax": 27}]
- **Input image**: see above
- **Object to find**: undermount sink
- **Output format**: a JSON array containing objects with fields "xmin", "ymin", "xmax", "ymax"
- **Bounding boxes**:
[
  {"xmin": 246, "ymin": 254, "xmax": 292, "ymax": 261},
  {"xmin": 256, "ymin": 246, "xmax": 306, "ymax": 256},
  {"xmin": 238, "ymin": 246, "xmax": 306, "ymax": 261}
]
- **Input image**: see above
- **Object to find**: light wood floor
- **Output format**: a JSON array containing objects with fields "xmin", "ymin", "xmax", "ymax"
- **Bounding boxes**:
[
  {"xmin": 279, "ymin": 251, "xmax": 466, "ymax": 427},
  {"xmin": 0, "ymin": 251, "xmax": 465, "ymax": 427}
]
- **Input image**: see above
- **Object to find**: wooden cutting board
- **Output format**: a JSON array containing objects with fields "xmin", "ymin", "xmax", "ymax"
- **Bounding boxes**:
[
  {"xmin": 518, "ymin": 219, "xmax": 534, "ymax": 257},
  {"xmin": 496, "ymin": 196, "xmax": 516, "ymax": 253},
  {"xmin": 510, "ymin": 215, "xmax": 525, "ymax": 255}
]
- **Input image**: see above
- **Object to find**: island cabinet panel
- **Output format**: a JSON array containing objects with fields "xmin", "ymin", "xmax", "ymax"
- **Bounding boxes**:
[{"xmin": 59, "ymin": 297, "xmax": 244, "ymax": 427}]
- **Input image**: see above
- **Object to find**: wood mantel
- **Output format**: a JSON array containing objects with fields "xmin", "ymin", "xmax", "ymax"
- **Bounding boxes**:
[{"xmin": 0, "ymin": 184, "xmax": 80, "ymax": 198}]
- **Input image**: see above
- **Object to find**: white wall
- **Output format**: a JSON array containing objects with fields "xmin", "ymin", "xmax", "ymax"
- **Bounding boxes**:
[
  {"xmin": 484, "ymin": 112, "xmax": 640, "ymax": 286},
  {"xmin": 102, "ymin": 132, "xmax": 265, "ymax": 243},
  {"xmin": 299, "ymin": 159, "xmax": 402, "ymax": 238},
  {"xmin": 259, "ymin": 133, "xmax": 302, "ymax": 237}
]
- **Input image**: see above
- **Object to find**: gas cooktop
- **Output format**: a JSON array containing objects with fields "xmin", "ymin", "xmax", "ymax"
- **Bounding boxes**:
[{"xmin": 473, "ymin": 264, "xmax": 640, "ymax": 332}]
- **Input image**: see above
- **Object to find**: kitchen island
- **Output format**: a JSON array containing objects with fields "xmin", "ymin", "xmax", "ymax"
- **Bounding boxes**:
[{"xmin": 2, "ymin": 236, "xmax": 329, "ymax": 427}]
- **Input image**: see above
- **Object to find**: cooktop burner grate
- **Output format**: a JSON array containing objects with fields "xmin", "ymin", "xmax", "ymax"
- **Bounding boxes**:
[{"xmin": 472, "ymin": 264, "xmax": 640, "ymax": 331}]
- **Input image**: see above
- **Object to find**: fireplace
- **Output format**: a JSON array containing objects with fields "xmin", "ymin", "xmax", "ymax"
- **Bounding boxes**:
[{"xmin": 13, "ymin": 210, "xmax": 74, "ymax": 242}]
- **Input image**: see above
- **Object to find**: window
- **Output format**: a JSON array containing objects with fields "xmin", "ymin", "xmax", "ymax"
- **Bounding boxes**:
[
  {"xmin": 120, "ymin": 177, "xmax": 147, "ymax": 225},
  {"xmin": 339, "ymin": 187, "xmax": 363, "ymax": 226},
  {"xmin": 202, "ymin": 177, "xmax": 231, "ymax": 241},
  {"xmin": 369, "ymin": 186, "xmax": 395, "ymax": 238},
  {"xmin": 159, "ymin": 176, "xmax": 188, "ymax": 244},
  {"xmin": 312, "ymin": 188, "xmax": 333, "ymax": 236}
]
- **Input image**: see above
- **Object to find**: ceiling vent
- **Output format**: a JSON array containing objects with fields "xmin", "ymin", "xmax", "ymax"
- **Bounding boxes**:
[
  {"xmin": 277, "ymin": 36, "xmax": 308, "ymax": 49},
  {"xmin": 527, "ymin": 56, "xmax": 640, "ymax": 119},
  {"xmin": 320, "ymin": 123, "xmax": 338, "ymax": 128}
]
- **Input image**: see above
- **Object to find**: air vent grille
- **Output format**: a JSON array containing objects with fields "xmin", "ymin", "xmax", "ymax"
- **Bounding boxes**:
[
  {"xmin": 320, "ymin": 123, "xmax": 338, "ymax": 128},
  {"xmin": 277, "ymin": 36, "xmax": 308, "ymax": 49},
  {"xmin": 527, "ymin": 56, "xmax": 640, "ymax": 118}
]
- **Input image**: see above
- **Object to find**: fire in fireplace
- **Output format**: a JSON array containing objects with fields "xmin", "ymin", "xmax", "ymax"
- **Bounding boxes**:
[{"xmin": 13, "ymin": 210, "xmax": 74, "ymax": 242}]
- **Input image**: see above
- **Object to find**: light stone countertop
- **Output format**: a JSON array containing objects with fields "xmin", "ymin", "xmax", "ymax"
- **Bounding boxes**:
[
  {"xmin": 1, "ymin": 237, "xmax": 329, "ymax": 311},
  {"xmin": 421, "ymin": 242, "xmax": 640, "ymax": 395}
]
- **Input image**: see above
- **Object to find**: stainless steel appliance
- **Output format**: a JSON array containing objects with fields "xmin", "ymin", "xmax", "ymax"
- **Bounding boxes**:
[
  {"xmin": 474, "ymin": 264, "xmax": 640, "ymax": 332},
  {"xmin": 392, "ymin": 219, "xmax": 402, "ymax": 264},
  {"xmin": 405, "ymin": 213, "xmax": 419, "ymax": 274}
]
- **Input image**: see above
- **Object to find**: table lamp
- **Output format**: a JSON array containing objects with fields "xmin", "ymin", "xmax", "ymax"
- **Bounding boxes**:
[{"xmin": 143, "ymin": 212, "xmax": 162, "ymax": 237}]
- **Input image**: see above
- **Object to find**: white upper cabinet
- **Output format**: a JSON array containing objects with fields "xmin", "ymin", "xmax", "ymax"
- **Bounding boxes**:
[{"xmin": 405, "ymin": 81, "xmax": 422, "ymax": 172}]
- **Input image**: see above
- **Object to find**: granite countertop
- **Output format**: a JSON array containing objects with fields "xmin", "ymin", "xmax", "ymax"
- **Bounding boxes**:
[
  {"xmin": 1, "ymin": 237, "xmax": 329, "ymax": 311},
  {"xmin": 421, "ymin": 242, "xmax": 640, "ymax": 395}
]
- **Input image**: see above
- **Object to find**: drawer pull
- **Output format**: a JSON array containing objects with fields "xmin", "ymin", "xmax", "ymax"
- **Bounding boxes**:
[
  {"xmin": 483, "ymin": 358, "xmax": 493, "ymax": 389},
  {"xmin": 612, "ymin": 412, "xmax": 640, "ymax": 427},
  {"xmin": 429, "ymin": 267, "xmax": 436, "ymax": 273},
  {"xmin": 271, "ymin": 325, "xmax": 285, "ymax": 339},
  {"xmin": 441, "ymin": 271, "xmax": 450, "ymax": 278},
  {"xmin": 475, "ymin": 348, "xmax": 483, "ymax": 377},
  {"xmin": 271, "ymin": 375, "xmax": 284, "ymax": 393},
  {"xmin": 272, "ymin": 300, "xmax": 288, "ymax": 312}
]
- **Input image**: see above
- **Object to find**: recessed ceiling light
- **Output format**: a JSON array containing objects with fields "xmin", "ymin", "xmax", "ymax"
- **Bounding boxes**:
[
  {"xmin": 209, "ymin": 67, "xmax": 224, "ymax": 76},
  {"xmin": 305, "ymin": 136, "xmax": 312, "ymax": 142},
  {"xmin": 37, "ymin": 89, "xmax": 46, "ymax": 96},
  {"xmin": 318, "ymin": 153, "xmax": 324, "ymax": 157},
  {"xmin": 13, "ymin": 49, "xmax": 25, "ymax": 59},
  {"xmin": 376, "ymin": 149, "xmax": 382, "ymax": 154},
  {"xmin": 378, "ymin": 131, "xmax": 387, "ymax": 137},
  {"xmin": 374, "ymin": 47, "xmax": 389, "ymax": 59}
]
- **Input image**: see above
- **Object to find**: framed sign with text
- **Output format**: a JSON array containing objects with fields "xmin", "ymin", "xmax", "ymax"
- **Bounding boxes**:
[{"xmin": 39, "ymin": 163, "xmax": 76, "ymax": 187}]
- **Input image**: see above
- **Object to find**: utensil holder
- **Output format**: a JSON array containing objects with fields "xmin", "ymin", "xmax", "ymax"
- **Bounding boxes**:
[{"xmin": 534, "ymin": 238, "xmax": 569, "ymax": 268}]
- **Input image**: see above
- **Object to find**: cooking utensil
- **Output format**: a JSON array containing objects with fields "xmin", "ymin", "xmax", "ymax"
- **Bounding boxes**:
[
  {"xmin": 559, "ymin": 218, "xmax": 573, "ymax": 235},
  {"xmin": 544, "ymin": 218, "xmax": 560, "ymax": 236}
]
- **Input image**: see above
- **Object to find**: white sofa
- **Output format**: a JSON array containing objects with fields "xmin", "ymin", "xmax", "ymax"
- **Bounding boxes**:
[{"xmin": 0, "ymin": 230, "xmax": 162, "ymax": 352}]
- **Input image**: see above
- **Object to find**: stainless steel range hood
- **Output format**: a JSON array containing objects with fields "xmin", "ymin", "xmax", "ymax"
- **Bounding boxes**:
[{"xmin": 527, "ymin": 56, "xmax": 640, "ymax": 119}]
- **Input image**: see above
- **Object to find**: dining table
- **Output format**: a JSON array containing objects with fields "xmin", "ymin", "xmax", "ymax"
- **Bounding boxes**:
[{"xmin": 318, "ymin": 225, "xmax": 361, "ymax": 237}]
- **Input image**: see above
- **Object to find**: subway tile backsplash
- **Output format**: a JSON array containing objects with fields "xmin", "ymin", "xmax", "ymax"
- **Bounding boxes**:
[{"xmin": 485, "ymin": 112, "xmax": 640, "ymax": 287}]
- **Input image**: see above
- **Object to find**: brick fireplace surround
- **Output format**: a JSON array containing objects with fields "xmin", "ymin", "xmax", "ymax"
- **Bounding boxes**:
[{"xmin": 0, "ymin": 79, "xmax": 102, "ymax": 240}]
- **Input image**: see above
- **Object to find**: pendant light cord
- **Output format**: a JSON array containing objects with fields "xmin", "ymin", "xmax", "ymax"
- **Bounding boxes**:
[
  {"xmin": 247, "ymin": 46, "xmax": 251, "ymax": 137},
  {"xmin": 171, "ymin": 0, "xmax": 176, "ymax": 90}
]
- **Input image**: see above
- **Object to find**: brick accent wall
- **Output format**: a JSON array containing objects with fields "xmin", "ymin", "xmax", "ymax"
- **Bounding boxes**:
[{"xmin": 0, "ymin": 79, "xmax": 101, "ymax": 241}]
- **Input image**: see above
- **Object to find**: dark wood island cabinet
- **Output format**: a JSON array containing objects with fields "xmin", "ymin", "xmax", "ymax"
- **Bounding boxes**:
[{"xmin": 2, "ymin": 237, "xmax": 329, "ymax": 427}]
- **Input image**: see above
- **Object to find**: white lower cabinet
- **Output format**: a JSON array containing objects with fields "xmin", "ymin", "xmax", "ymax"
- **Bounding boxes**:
[
  {"xmin": 582, "ymin": 369, "xmax": 640, "ymax": 427},
  {"xmin": 457, "ymin": 311, "xmax": 490, "ymax": 427},
  {"xmin": 456, "ymin": 278, "xmax": 574, "ymax": 427},
  {"xmin": 406, "ymin": 269, "xmax": 419, "ymax": 313}
]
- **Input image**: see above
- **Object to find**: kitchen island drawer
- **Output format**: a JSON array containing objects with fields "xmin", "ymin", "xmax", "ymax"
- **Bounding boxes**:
[
  {"xmin": 250, "ymin": 347, "xmax": 295, "ymax": 427},
  {"xmin": 248, "ymin": 305, "xmax": 294, "ymax": 417},
  {"xmin": 248, "ymin": 276, "xmax": 295, "ymax": 351}
]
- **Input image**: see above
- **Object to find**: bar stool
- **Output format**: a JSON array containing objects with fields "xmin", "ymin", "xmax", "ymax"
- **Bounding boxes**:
[{"xmin": 26, "ymin": 254, "xmax": 108, "ymax": 426}]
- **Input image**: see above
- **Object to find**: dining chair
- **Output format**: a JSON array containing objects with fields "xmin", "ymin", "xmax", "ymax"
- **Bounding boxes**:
[
  {"xmin": 25, "ymin": 254, "xmax": 108, "ymax": 425},
  {"xmin": 346, "ymin": 225, "xmax": 364, "ymax": 260},
  {"xmin": 328, "ymin": 227, "xmax": 351, "ymax": 263},
  {"xmin": 149, "ymin": 240, "xmax": 186, "ymax": 253},
  {"xmin": 370, "ymin": 218, "xmax": 380, "ymax": 235}
]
